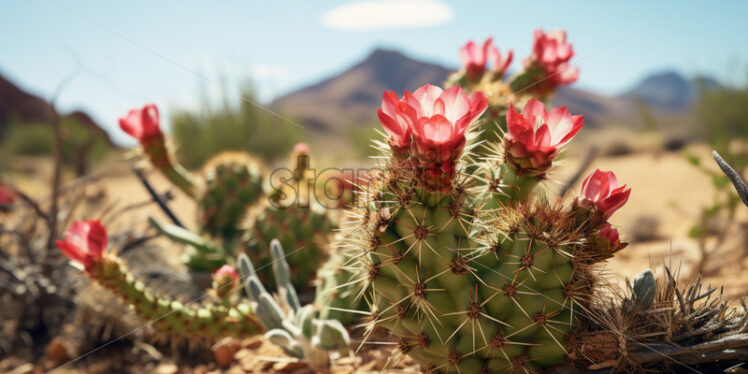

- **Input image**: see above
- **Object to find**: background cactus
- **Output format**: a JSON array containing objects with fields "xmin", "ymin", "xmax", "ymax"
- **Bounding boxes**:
[
  {"xmin": 243, "ymin": 202, "xmax": 334, "ymax": 292},
  {"xmin": 242, "ymin": 145, "xmax": 336, "ymax": 292},
  {"xmin": 237, "ymin": 239, "xmax": 350, "ymax": 372},
  {"xmin": 197, "ymin": 151, "xmax": 265, "ymax": 243}
]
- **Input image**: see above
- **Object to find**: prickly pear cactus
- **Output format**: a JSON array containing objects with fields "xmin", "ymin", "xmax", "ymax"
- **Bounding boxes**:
[
  {"xmin": 198, "ymin": 151, "xmax": 265, "ymax": 242},
  {"xmin": 341, "ymin": 83, "xmax": 629, "ymax": 373}
]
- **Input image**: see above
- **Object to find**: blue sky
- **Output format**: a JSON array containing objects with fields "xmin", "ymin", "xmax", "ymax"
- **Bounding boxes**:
[{"xmin": 1, "ymin": 0, "xmax": 747, "ymax": 145}]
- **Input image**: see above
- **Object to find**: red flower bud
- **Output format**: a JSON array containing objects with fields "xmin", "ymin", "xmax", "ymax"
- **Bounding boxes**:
[
  {"xmin": 55, "ymin": 220, "xmax": 107, "ymax": 268},
  {"xmin": 460, "ymin": 37, "xmax": 513, "ymax": 79},
  {"xmin": 503, "ymin": 98, "xmax": 583, "ymax": 174},
  {"xmin": 119, "ymin": 103, "xmax": 162, "ymax": 143},
  {"xmin": 579, "ymin": 169, "xmax": 631, "ymax": 220}
]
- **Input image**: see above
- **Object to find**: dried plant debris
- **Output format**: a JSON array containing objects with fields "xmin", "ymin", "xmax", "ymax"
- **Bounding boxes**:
[{"xmin": 568, "ymin": 266, "xmax": 748, "ymax": 373}]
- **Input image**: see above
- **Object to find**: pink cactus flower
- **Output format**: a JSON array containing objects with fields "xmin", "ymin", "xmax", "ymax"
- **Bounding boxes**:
[
  {"xmin": 599, "ymin": 223, "xmax": 628, "ymax": 253},
  {"xmin": 377, "ymin": 90, "xmax": 414, "ymax": 151},
  {"xmin": 503, "ymin": 98, "xmax": 583, "ymax": 172},
  {"xmin": 55, "ymin": 220, "xmax": 107, "ymax": 268},
  {"xmin": 401, "ymin": 84, "xmax": 488, "ymax": 159},
  {"xmin": 213, "ymin": 264, "xmax": 240, "ymax": 296},
  {"xmin": 0, "ymin": 183, "xmax": 16, "ymax": 205},
  {"xmin": 580, "ymin": 169, "xmax": 631, "ymax": 220},
  {"xmin": 119, "ymin": 103, "xmax": 162, "ymax": 143},
  {"xmin": 524, "ymin": 29, "xmax": 578, "ymax": 91},
  {"xmin": 460, "ymin": 37, "xmax": 513, "ymax": 79}
]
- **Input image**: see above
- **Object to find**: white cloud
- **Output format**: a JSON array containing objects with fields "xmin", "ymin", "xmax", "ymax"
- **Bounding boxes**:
[{"xmin": 322, "ymin": 0, "xmax": 453, "ymax": 31}]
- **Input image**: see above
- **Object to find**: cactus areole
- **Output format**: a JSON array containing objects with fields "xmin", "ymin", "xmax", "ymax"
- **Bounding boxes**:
[{"xmin": 339, "ymin": 84, "xmax": 629, "ymax": 373}]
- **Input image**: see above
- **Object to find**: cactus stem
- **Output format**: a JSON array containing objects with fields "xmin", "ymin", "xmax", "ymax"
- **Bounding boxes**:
[{"xmin": 84, "ymin": 255, "xmax": 263, "ymax": 339}]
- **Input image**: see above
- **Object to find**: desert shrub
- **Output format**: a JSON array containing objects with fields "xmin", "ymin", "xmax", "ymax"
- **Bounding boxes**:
[
  {"xmin": 1, "ymin": 120, "xmax": 53, "ymax": 156},
  {"xmin": 693, "ymin": 81, "xmax": 748, "ymax": 166},
  {"xmin": 171, "ymin": 87, "xmax": 302, "ymax": 169},
  {"xmin": 0, "ymin": 117, "xmax": 110, "ymax": 176}
]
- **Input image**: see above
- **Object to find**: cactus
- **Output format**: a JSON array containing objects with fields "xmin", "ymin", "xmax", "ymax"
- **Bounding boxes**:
[
  {"xmin": 55, "ymin": 220, "xmax": 264, "ymax": 341},
  {"xmin": 336, "ymin": 82, "xmax": 631, "ymax": 374},
  {"xmin": 242, "ymin": 144, "xmax": 335, "ymax": 292},
  {"xmin": 244, "ymin": 202, "xmax": 334, "ymax": 292},
  {"xmin": 314, "ymin": 251, "xmax": 368, "ymax": 326},
  {"xmin": 198, "ymin": 151, "xmax": 265, "ymax": 242},
  {"xmin": 238, "ymin": 239, "xmax": 350, "ymax": 372}
]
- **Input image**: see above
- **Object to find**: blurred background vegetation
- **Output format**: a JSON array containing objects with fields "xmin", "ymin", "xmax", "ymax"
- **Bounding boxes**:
[
  {"xmin": 0, "ymin": 116, "xmax": 111, "ymax": 176},
  {"xmin": 170, "ymin": 85, "xmax": 303, "ymax": 169},
  {"xmin": 694, "ymin": 80, "xmax": 748, "ymax": 168}
]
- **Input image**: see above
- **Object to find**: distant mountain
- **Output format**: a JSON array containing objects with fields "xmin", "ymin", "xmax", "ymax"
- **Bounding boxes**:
[
  {"xmin": 272, "ymin": 49, "xmax": 450, "ymax": 132},
  {"xmin": 619, "ymin": 71, "xmax": 720, "ymax": 111},
  {"xmin": 0, "ymin": 73, "xmax": 113, "ymax": 145},
  {"xmin": 272, "ymin": 48, "xmax": 719, "ymax": 133}
]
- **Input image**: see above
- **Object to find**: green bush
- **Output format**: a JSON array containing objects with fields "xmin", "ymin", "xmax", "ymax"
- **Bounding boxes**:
[
  {"xmin": 693, "ymin": 81, "xmax": 748, "ymax": 166},
  {"xmin": 171, "ymin": 87, "xmax": 303, "ymax": 169},
  {"xmin": 1, "ymin": 121, "xmax": 53, "ymax": 156},
  {"xmin": 0, "ymin": 116, "xmax": 110, "ymax": 176}
]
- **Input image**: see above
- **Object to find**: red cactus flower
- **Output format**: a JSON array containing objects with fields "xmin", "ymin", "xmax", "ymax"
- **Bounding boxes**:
[
  {"xmin": 377, "ymin": 90, "xmax": 414, "ymax": 152},
  {"xmin": 524, "ymin": 29, "xmax": 578, "ymax": 90},
  {"xmin": 119, "ymin": 103, "xmax": 162, "ymax": 143},
  {"xmin": 55, "ymin": 220, "xmax": 107, "ymax": 268},
  {"xmin": 0, "ymin": 183, "xmax": 16, "ymax": 205},
  {"xmin": 402, "ymin": 85, "xmax": 488, "ymax": 158},
  {"xmin": 599, "ymin": 223, "xmax": 628, "ymax": 253},
  {"xmin": 213, "ymin": 264, "xmax": 240, "ymax": 297},
  {"xmin": 503, "ymin": 98, "xmax": 583, "ymax": 173},
  {"xmin": 460, "ymin": 37, "xmax": 513, "ymax": 79},
  {"xmin": 580, "ymin": 169, "xmax": 631, "ymax": 220}
]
